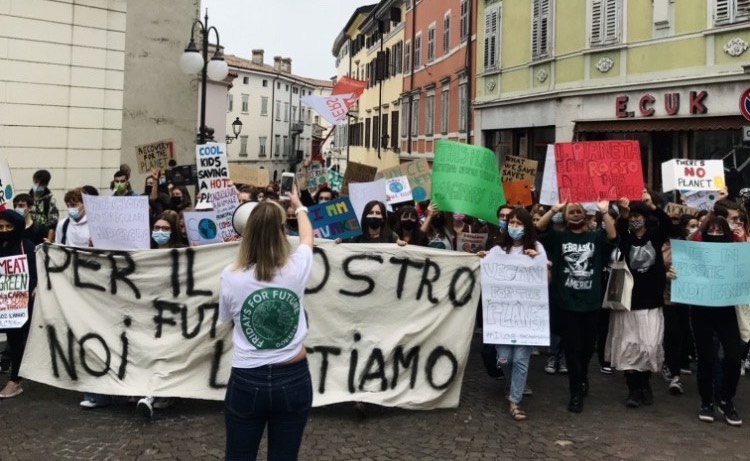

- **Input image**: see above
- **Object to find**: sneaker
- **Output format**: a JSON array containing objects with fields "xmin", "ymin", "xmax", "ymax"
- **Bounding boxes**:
[
  {"xmin": 522, "ymin": 385, "xmax": 533, "ymax": 397},
  {"xmin": 544, "ymin": 356, "xmax": 557, "ymax": 375},
  {"xmin": 510, "ymin": 402, "xmax": 527, "ymax": 421},
  {"xmin": 567, "ymin": 393, "xmax": 584, "ymax": 413},
  {"xmin": 699, "ymin": 404, "xmax": 715, "ymax": 423},
  {"xmin": 600, "ymin": 366, "xmax": 613, "ymax": 375},
  {"xmin": 80, "ymin": 399, "xmax": 107, "ymax": 409},
  {"xmin": 680, "ymin": 367, "xmax": 692, "ymax": 375},
  {"xmin": 152, "ymin": 397, "xmax": 173, "ymax": 410},
  {"xmin": 668, "ymin": 377, "xmax": 684, "ymax": 395},
  {"xmin": 558, "ymin": 356, "xmax": 568, "ymax": 374},
  {"xmin": 718, "ymin": 401, "xmax": 743, "ymax": 427},
  {"xmin": 625, "ymin": 391, "xmax": 641, "ymax": 408},
  {"xmin": 137, "ymin": 397, "xmax": 154, "ymax": 418},
  {"xmin": 661, "ymin": 364, "xmax": 673, "ymax": 381}
]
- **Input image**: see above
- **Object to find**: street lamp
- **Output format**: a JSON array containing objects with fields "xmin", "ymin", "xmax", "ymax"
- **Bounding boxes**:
[
  {"xmin": 180, "ymin": 10, "xmax": 229, "ymax": 145},
  {"xmin": 226, "ymin": 117, "xmax": 243, "ymax": 144},
  {"xmin": 381, "ymin": 133, "xmax": 390, "ymax": 151}
]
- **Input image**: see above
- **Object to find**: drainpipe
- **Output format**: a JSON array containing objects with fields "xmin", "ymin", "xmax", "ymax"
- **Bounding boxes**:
[
  {"xmin": 407, "ymin": 1, "xmax": 416, "ymax": 154},
  {"xmin": 465, "ymin": 0, "xmax": 473, "ymax": 145}
]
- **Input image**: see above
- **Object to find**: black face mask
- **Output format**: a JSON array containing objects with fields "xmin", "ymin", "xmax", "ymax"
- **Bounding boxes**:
[
  {"xmin": 287, "ymin": 218, "xmax": 298, "ymax": 230},
  {"xmin": 366, "ymin": 217, "xmax": 383, "ymax": 229},
  {"xmin": 0, "ymin": 231, "xmax": 13, "ymax": 241},
  {"xmin": 401, "ymin": 219, "xmax": 416, "ymax": 231},
  {"xmin": 432, "ymin": 217, "xmax": 445, "ymax": 228},
  {"xmin": 144, "ymin": 186, "xmax": 153, "ymax": 195},
  {"xmin": 171, "ymin": 196, "xmax": 182, "ymax": 206},
  {"xmin": 703, "ymin": 234, "xmax": 726, "ymax": 243}
]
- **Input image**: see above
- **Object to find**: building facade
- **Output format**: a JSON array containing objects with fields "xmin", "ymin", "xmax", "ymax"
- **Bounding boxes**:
[
  {"xmin": 224, "ymin": 51, "xmax": 333, "ymax": 182},
  {"xmin": 474, "ymin": 0, "xmax": 750, "ymax": 189}
]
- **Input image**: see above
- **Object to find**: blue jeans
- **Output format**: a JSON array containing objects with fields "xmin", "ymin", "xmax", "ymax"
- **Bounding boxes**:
[
  {"xmin": 495, "ymin": 345, "xmax": 532, "ymax": 404},
  {"xmin": 224, "ymin": 359, "xmax": 312, "ymax": 461}
]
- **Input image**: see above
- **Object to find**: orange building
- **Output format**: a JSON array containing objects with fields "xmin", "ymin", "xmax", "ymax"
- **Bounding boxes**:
[{"xmin": 401, "ymin": 0, "xmax": 476, "ymax": 159}]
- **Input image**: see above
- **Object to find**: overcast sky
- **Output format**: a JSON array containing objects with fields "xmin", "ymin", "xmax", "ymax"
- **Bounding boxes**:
[{"xmin": 200, "ymin": 0, "xmax": 376, "ymax": 80}]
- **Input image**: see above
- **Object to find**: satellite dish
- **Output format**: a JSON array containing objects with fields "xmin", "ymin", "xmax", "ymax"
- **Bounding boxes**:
[{"xmin": 232, "ymin": 201, "xmax": 258, "ymax": 235}]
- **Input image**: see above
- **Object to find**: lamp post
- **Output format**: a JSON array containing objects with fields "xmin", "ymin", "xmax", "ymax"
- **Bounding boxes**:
[
  {"xmin": 179, "ymin": 10, "xmax": 229, "ymax": 145},
  {"xmin": 225, "ymin": 117, "xmax": 243, "ymax": 144}
]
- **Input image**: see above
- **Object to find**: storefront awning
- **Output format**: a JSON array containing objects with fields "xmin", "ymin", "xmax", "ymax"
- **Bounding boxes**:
[{"xmin": 574, "ymin": 116, "xmax": 746, "ymax": 133}]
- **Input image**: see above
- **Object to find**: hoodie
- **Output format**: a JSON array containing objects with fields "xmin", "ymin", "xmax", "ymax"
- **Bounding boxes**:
[{"xmin": 0, "ymin": 209, "xmax": 38, "ymax": 295}]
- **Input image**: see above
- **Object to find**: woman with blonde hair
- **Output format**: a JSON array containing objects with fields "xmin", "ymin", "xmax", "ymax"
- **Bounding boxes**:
[{"xmin": 219, "ymin": 186, "xmax": 314, "ymax": 460}]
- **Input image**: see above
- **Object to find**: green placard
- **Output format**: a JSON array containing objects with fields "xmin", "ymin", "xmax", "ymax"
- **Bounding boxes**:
[{"xmin": 431, "ymin": 140, "xmax": 505, "ymax": 225}]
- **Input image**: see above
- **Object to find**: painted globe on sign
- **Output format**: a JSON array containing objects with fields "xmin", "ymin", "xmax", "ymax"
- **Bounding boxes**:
[{"xmin": 198, "ymin": 218, "xmax": 217, "ymax": 239}]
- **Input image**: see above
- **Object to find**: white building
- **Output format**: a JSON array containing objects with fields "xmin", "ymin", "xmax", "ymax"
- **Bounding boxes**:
[{"xmin": 224, "ymin": 50, "xmax": 333, "ymax": 182}]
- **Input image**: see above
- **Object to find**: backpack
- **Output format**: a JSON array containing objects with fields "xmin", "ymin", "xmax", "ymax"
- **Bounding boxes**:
[{"xmin": 60, "ymin": 218, "xmax": 71, "ymax": 245}]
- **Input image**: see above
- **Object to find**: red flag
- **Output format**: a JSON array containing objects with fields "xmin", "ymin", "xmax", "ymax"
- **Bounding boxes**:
[{"xmin": 332, "ymin": 77, "xmax": 367, "ymax": 110}]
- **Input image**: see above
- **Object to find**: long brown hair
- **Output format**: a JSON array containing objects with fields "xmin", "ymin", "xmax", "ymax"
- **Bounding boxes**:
[{"xmin": 233, "ymin": 201, "xmax": 291, "ymax": 281}]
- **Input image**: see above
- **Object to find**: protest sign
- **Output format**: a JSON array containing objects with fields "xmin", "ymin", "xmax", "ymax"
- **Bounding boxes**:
[
  {"xmin": 681, "ymin": 190, "xmax": 719, "ymax": 211},
  {"xmin": 0, "ymin": 254, "xmax": 29, "ymax": 328},
  {"xmin": 555, "ymin": 141, "xmax": 644, "ymax": 202},
  {"xmin": 135, "ymin": 139, "xmax": 175, "ymax": 174},
  {"xmin": 0, "ymin": 158, "xmax": 16, "ymax": 211},
  {"xmin": 24, "ymin": 241, "xmax": 480, "ymax": 409},
  {"xmin": 503, "ymin": 180, "xmax": 533, "ymax": 207},
  {"xmin": 328, "ymin": 167, "xmax": 344, "ymax": 192},
  {"xmin": 432, "ymin": 140, "xmax": 505, "ymax": 225},
  {"xmin": 342, "ymin": 162, "xmax": 378, "ymax": 196},
  {"xmin": 665, "ymin": 202, "xmax": 699, "ymax": 217},
  {"xmin": 385, "ymin": 176, "xmax": 413, "ymax": 204},
  {"xmin": 348, "ymin": 179, "xmax": 387, "ymax": 223},
  {"xmin": 306, "ymin": 163, "xmax": 329, "ymax": 193},
  {"xmin": 309, "ymin": 197, "xmax": 362, "ymax": 240},
  {"xmin": 210, "ymin": 187, "xmax": 241, "ymax": 242},
  {"xmin": 228, "ymin": 163, "xmax": 269, "ymax": 187},
  {"xmin": 456, "ymin": 233, "xmax": 488, "ymax": 253},
  {"xmin": 481, "ymin": 250, "xmax": 550, "ymax": 346},
  {"xmin": 501, "ymin": 155, "xmax": 538, "ymax": 183},
  {"xmin": 196, "ymin": 143, "xmax": 231, "ymax": 210},
  {"xmin": 661, "ymin": 159, "xmax": 725, "ymax": 192},
  {"xmin": 538, "ymin": 145, "xmax": 558, "ymax": 206},
  {"xmin": 82, "ymin": 195, "xmax": 150, "ymax": 250},
  {"xmin": 183, "ymin": 210, "xmax": 224, "ymax": 245},
  {"xmin": 670, "ymin": 240, "xmax": 750, "ymax": 307},
  {"xmin": 375, "ymin": 159, "xmax": 432, "ymax": 202}
]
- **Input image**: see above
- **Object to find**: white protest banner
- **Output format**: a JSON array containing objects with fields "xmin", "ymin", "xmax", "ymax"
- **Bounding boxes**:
[
  {"xmin": 135, "ymin": 139, "xmax": 175, "ymax": 174},
  {"xmin": 385, "ymin": 176, "xmax": 413, "ymax": 204},
  {"xmin": 539, "ymin": 145, "xmax": 558, "ymax": 206},
  {"xmin": 681, "ymin": 190, "xmax": 719, "ymax": 211},
  {"xmin": 196, "ymin": 143, "xmax": 231, "ymax": 210},
  {"xmin": 24, "ymin": 242, "xmax": 479, "ymax": 409},
  {"xmin": 481, "ymin": 250, "xmax": 550, "ymax": 346},
  {"xmin": 82, "ymin": 195, "xmax": 150, "ymax": 250},
  {"xmin": 456, "ymin": 233, "xmax": 488, "ymax": 253},
  {"xmin": 661, "ymin": 159, "xmax": 725, "ymax": 192},
  {"xmin": 349, "ymin": 179, "xmax": 387, "ymax": 223},
  {"xmin": 183, "ymin": 210, "xmax": 224, "ymax": 245},
  {"xmin": 0, "ymin": 158, "xmax": 16, "ymax": 211},
  {"xmin": 0, "ymin": 254, "xmax": 30, "ymax": 328},
  {"xmin": 210, "ymin": 187, "xmax": 241, "ymax": 242}
]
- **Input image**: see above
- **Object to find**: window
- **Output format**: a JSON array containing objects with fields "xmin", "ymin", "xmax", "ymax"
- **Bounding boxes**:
[
  {"xmin": 460, "ymin": 0, "xmax": 470, "ymax": 42},
  {"xmin": 443, "ymin": 13, "xmax": 451, "ymax": 54},
  {"xmin": 239, "ymin": 135, "xmax": 248, "ymax": 156},
  {"xmin": 365, "ymin": 118, "xmax": 371, "ymax": 149},
  {"xmin": 293, "ymin": 87, "xmax": 299, "ymax": 94},
  {"xmin": 401, "ymin": 97, "xmax": 409, "ymax": 137},
  {"xmin": 284, "ymin": 102, "xmax": 289, "ymax": 122},
  {"xmin": 275, "ymin": 100, "xmax": 281, "ymax": 120},
  {"xmin": 591, "ymin": 0, "xmax": 622, "ymax": 46},
  {"xmin": 390, "ymin": 111, "xmax": 399, "ymax": 148},
  {"xmin": 414, "ymin": 33, "xmax": 422, "ymax": 69},
  {"xmin": 410, "ymin": 98, "xmax": 419, "ymax": 136},
  {"xmin": 243, "ymin": 76, "xmax": 249, "ymax": 84},
  {"xmin": 427, "ymin": 25, "xmax": 436, "ymax": 63},
  {"xmin": 307, "ymin": 109, "xmax": 311, "ymax": 124},
  {"xmin": 274, "ymin": 135, "xmax": 281, "ymax": 156},
  {"xmin": 532, "ymin": 0, "xmax": 552, "ymax": 59},
  {"xmin": 373, "ymin": 115, "xmax": 380, "ymax": 149},
  {"xmin": 277, "ymin": 82, "xmax": 280, "ymax": 89},
  {"xmin": 260, "ymin": 96, "xmax": 268, "ymax": 116},
  {"xmin": 259, "ymin": 136, "xmax": 267, "ymax": 157},
  {"xmin": 227, "ymin": 94, "xmax": 233, "ymax": 112},
  {"xmin": 283, "ymin": 136, "xmax": 289, "ymax": 156},
  {"xmin": 262, "ymin": 79, "xmax": 268, "ymax": 87},
  {"xmin": 425, "ymin": 95, "xmax": 434, "ymax": 136},
  {"xmin": 241, "ymin": 94, "xmax": 249, "ymax": 113},
  {"xmin": 458, "ymin": 84, "xmax": 467, "ymax": 132},
  {"xmin": 715, "ymin": 0, "xmax": 750, "ymax": 25},
  {"xmin": 404, "ymin": 41, "xmax": 412, "ymax": 74},
  {"xmin": 484, "ymin": 7, "xmax": 500, "ymax": 69},
  {"xmin": 292, "ymin": 106, "xmax": 297, "ymax": 122},
  {"xmin": 440, "ymin": 89, "xmax": 449, "ymax": 134}
]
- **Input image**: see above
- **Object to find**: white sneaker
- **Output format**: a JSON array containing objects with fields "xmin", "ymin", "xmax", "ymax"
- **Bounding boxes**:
[
  {"xmin": 137, "ymin": 396, "xmax": 154, "ymax": 418},
  {"xmin": 153, "ymin": 397, "xmax": 173, "ymax": 410},
  {"xmin": 668, "ymin": 376, "xmax": 684, "ymax": 395}
]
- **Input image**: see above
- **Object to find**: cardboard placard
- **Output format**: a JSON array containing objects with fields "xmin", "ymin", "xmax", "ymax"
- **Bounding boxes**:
[
  {"xmin": 228, "ymin": 164, "xmax": 270, "ymax": 188},
  {"xmin": 375, "ymin": 159, "xmax": 432, "ymax": 202},
  {"xmin": 501, "ymin": 155, "xmax": 538, "ymax": 183},
  {"xmin": 135, "ymin": 139, "xmax": 175, "ymax": 174},
  {"xmin": 665, "ymin": 202, "xmax": 699, "ymax": 217},
  {"xmin": 503, "ymin": 179, "xmax": 533, "ymax": 207},
  {"xmin": 342, "ymin": 162, "xmax": 378, "ymax": 196}
]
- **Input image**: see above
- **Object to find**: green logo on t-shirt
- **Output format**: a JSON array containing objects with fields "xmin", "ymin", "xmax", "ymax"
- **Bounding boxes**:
[{"xmin": 240, "ymin": 288, "xmax": 300, "ymax": 349}]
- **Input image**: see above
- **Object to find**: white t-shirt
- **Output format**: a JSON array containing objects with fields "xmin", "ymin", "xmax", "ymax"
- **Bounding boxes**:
[
  {"xmin": 219, "ymin": 245, "xmax": 313, "ymax": 368},
  {"xmin": 55, "ymin": 215, "xmax": 90, "ymax": 247},
  {"xmin": 488, "ymin": 240, "xmax": 547, "ymax": 259}
]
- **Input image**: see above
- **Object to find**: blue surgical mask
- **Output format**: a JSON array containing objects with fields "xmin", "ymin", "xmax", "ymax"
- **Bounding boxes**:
[
  {"xmin": 68, "ymin": 207, "xmax": 81, "ymax": 221},
  {"xmin": 499, "ymin": 221, "xmax": 508, "ymax": 232},
  {"xmin": 508, "ymin": 227, "xmax": 525, "ymax": 241},
  {"xmin": 14, "ymin": 208, "xmax": 26, "ymax": 218},
  {"xmin": 552, "ymin": 212, "xmax": 564, "ymax": 224},
  {"xmin": 152, "ymin": 230, "xmax": 171, "ymax": 245},
  {"xmin": 33, "ymin": 184, "xmax": 44, "ymax": 193}
]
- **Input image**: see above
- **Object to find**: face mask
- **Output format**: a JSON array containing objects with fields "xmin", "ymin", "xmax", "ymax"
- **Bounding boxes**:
[
  {"xmin": 629, "ymin": 221, "xmax": 644, "ymax": 232},
  {"xmin": 567, "ymin": 218, "xmax": 586, "ymax": 230},
  {"xmin": 401, "ymin": 220, "xmax": 416, "ymax": 231},
  {"xmin": 171, "ymin": 196, "xmax": 183, "ymax": 206},
  {"xmin": 0, "ymin": 231, "xmax": 12, "ymax": 241},
  {"xmin": 33, "ymin": 184, "xmax": 44, "ymax": 193},
  {"xmin": 14, "ymin": 208, "xmax": 26, "ymax": 218},
  {"xmin": 552, "ymin": 213, "xmax": 564, "ymax": 224},
  {"xmin": 498, "ymin": 221, "xmax": 507, "ymax": 232},
  {"xmin": 366, "ymin": 216, "xmax": 383, "ymax": 229},
  {"xmin": 144, "ymin": 186, "xmax": 153, "ymax": 195},
  {"xmin": 687, "ymin": 227, "xmax": 699, "ymax": 235},
  {"xmin": 115, "ymin": 182, "xmax": 127, "ymax": 193},
  {"xmin": 151, "ymin": 230, "xmax": 171, "ymax": 245},
  {"xmin": 287, "ymin": 218, "xmax": 298, "ymax": 230},
  {"xmin": 508, "ymin": 227, "xmax": 525, "ymax": 241},
  {"xmin": 453, "ymin": 213, "xmax": 465, "ymax": 222},
  {"xmin": 703, "ymin": 234, "xmax": 725, "ymax": 243},
  {"xmin": 729, "ymin": 223, "xmax": 740, "ymax": 231},
  {"xmin": 159, "ymin": 177, "xmax": 166, "ymax": 185},
  {"xmin": 68, "ymin": 207, "xmax": 81, "ymax": 221}
]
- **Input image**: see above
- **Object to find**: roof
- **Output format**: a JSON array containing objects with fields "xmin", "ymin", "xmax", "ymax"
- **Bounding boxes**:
[
  {"xmin": 332, "ymin": 3, "xmax": 378, "ymax": 56},
  {"xmin": 224, "ymin": 53, "xmax": 333, "ymax": 89}
]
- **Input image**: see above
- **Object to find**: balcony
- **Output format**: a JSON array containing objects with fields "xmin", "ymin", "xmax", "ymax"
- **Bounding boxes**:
[{"xmin": 291, "ymin": 122, "xmax": 304, "ymax": 134}]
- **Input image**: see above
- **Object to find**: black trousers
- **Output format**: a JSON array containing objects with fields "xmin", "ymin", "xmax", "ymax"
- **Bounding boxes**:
[
  {"xmin": 691, "ymin": 307, "xmax": 742, "ymax": 406},
  {"xmin": 663, "ymin": 303, "xmax": 692, "ymax": 376},
  {"xmin": 560, "ymin": 309, "xmax": 599, "ymax": 395}
]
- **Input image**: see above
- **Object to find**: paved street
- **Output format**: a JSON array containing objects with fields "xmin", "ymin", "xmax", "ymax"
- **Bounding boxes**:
[{"xmin": 2, "ymin": 334, "xmax": 750, "ymax": 460}]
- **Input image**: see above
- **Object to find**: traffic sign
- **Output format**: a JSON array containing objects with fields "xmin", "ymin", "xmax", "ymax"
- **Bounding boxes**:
[{"xmin": 740, "ymin": 88, "xmax": 750, "ymax": 121}]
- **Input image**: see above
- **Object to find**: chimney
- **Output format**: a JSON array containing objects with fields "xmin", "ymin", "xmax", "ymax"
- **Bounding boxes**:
[
  {"xmin": 281, "ymin": 57, "xmax": 292, "ymax": 74},
  {"xmin": 273, "ymin": 56, "xmax": 282, "ymax": 72},
  {"xmin": 251, "ymin": 49, "xmax": 264, "ymax": 65}
]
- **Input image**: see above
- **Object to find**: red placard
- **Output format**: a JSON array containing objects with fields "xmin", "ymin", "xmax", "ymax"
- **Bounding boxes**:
[
  {"xmin": 555, "ymin": 141, "xmax": 644, "ymax": 202},
  {"xmin": 503, "ymin": 179, "xmax": 533, "ymax": 207}
]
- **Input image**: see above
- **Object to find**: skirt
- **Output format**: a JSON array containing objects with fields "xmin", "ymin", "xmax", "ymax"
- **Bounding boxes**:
[{"xmin": 605, "ymin": 307, "xmax": 664, "ymax": 372}]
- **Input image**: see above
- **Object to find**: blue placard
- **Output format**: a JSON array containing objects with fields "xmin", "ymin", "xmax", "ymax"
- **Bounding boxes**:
[
  {"xmin": 308, "ymin": 197, "xmax": 362, "ymax": 240},
  {"xmin": 671, "ymin": 240, "xmax": 750, "ymax": 307}
]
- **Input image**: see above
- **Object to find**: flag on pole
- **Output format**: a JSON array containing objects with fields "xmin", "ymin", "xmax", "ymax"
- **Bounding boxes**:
[{"xmin": 302, "ymin": 77, "xmax": 367, "ymax": 126}]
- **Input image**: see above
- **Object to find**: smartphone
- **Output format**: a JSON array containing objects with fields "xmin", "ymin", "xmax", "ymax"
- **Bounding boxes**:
[{"xmin": 280, "ymin": 172, "xmax": 295, "ymax": 197}]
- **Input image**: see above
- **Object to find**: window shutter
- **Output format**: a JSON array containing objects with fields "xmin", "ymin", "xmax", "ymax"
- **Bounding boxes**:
[
  {"xmin": 738, "ymin": 0, "xmax": 750, "ymax": 21},
  {"xmin": 604, "ymin": 0, "xmax": 619, "ymax": 41},
  {"xmin": 532, "ymin": 0, "xmax": 540, "ymax": 56},
  {"xmin": 591, "ymin": 0, "xmax": 603, "ymax": 44},
  {"xmin": 716, "ymin": 0, "xmax": 731, "ymax": 24},
  {"xmin": 539, "ymin": 0, "xmax": 550, "ymax": 56}
]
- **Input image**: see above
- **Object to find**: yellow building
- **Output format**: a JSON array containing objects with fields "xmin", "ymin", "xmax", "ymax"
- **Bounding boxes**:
[{"xmin": 474, "ymin": 0, "xmax": 750, "ymax": 189}]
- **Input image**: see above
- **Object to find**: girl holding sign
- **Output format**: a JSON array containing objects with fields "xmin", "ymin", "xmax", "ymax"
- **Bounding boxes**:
[{"xmin": 0, "ymin": 209, "xmax": 37, "ymax": 399}]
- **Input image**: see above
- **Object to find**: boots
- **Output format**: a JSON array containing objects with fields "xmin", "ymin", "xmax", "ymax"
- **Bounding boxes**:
[
  {"xmin": 640, "ymin": 371, "xmax": 654, "ymax": 405},
  {"xmin": 625, "ymin": 372, "xmax": 642, "ymax": 408}
]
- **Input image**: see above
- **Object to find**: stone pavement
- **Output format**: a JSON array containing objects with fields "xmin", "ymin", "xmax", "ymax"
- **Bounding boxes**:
[{"xmin": 1, "ymin": 334, "xmax": 750, "ymax": 461}]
